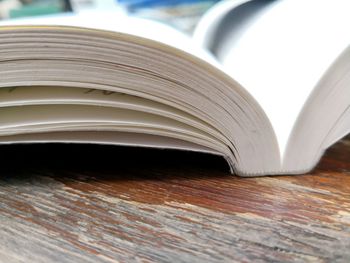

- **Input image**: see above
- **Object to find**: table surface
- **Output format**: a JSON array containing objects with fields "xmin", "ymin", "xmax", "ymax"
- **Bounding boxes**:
[{"xmin": 0, "ymin": 136, "xmax": 349, "ymax": 263}]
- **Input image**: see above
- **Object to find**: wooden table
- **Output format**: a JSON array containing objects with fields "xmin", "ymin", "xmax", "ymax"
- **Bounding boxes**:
[{"xmin": 0, "ymin": 136, "xmax": 349, "ymax": 263}]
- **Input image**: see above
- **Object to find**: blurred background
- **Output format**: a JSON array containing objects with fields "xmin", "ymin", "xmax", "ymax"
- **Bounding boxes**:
[{"xmin": 0, "ymin": 0, "xmax": 222, "ymax": 32}]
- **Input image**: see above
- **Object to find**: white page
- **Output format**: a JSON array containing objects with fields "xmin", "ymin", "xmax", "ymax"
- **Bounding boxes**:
[
  {"xmin": 0, "ymin": 86, "xmax": 229, "ymax": 143},
  {"xmin": 193, "ymin": 0, "xmax": 254, "ymax": 51},
  {"xmin": 0, "ymin": 131, "xmax": 219, "ymax": 154},
  {"xmin": 215, "ymin": 0, "xmax": 350, "ymax": 156},
  {"xmin": 0, "ymin": 86, "xmax": 208, "ymax": 128},
  {"xmin": 0, "ymin": 11, "xmax": 219, "ymax": 67},
  {"xmin": 0, "ymin": 104, "xmax": 193, "ymax": 131},
  {"xmin": 0, "ymin": 104, "xmax": 222, "ymax": 146}
]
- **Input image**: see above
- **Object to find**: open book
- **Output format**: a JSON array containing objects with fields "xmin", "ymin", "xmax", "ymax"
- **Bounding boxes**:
[{"xmin": 0, "ymin": 0, "xmax": 349, "ymax": 176}]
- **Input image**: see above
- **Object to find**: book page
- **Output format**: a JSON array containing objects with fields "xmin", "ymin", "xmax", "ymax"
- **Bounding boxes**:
[
  {"xmin": 0, "ymin": 12, "xmax": 220, "ymax": 68},
  {"xmin": 0, "ymin": 86, "xmax": 227, "ymax": 143},
  {"xmin": 0, "ymin": 103, "xmax": 226, "ymax": 152},
  {"xmin": 199, "ymin": 0, "xmax": 350, "ymax": 156},
  {"xmin": 0, "ymin": 131, "xmax": 219, "ymax": 155},
  {"xmin": 0, "ymin": 10, "xmax": 283, "ymax": 175}
]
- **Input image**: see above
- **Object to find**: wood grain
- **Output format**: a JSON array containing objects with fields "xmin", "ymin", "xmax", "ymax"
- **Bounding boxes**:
[{"xmin": 0, "ymin": 136, "xmax": 349, "ymax": 262}]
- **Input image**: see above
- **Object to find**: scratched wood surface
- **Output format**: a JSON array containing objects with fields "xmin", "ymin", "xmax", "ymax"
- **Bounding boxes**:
[{"xmin": 0, "ymin": 136, "xmax": 349, "ymax": 263}]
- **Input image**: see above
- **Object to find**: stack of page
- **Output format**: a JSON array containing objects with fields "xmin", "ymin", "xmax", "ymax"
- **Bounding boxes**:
[{"xmin": 0, "ymin": 0, "xmax": 349, "ymax": 176}]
